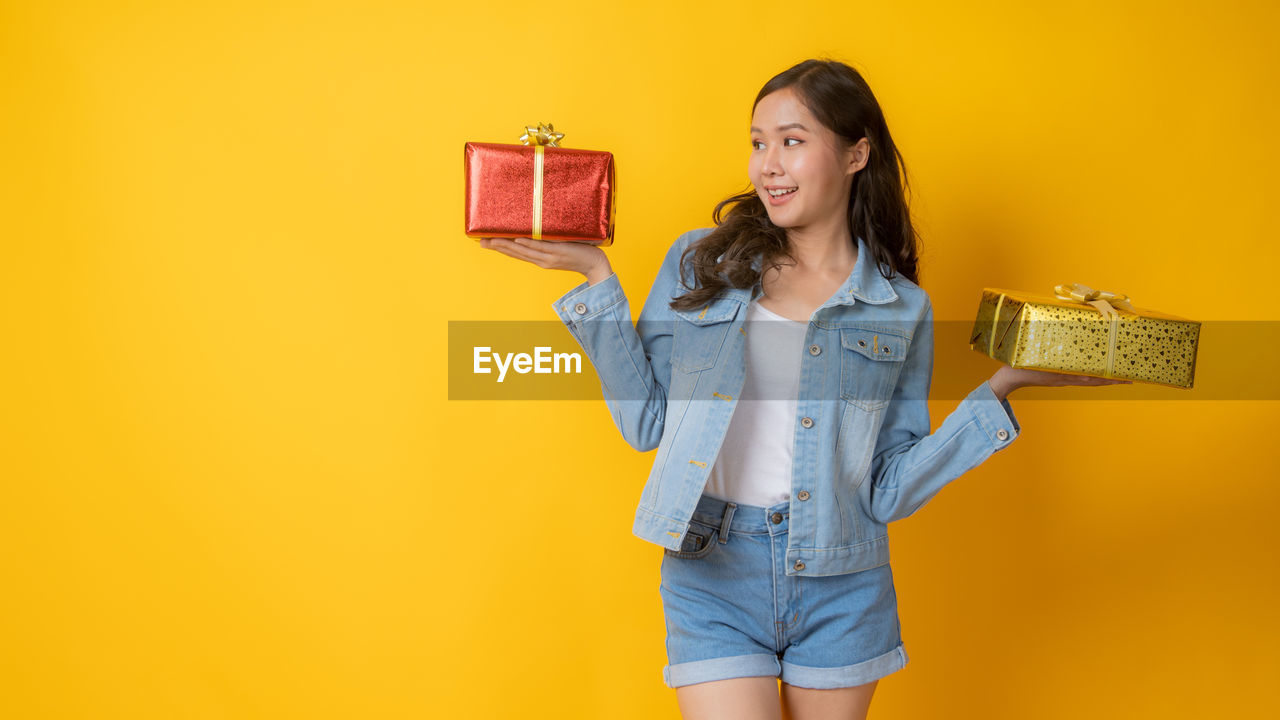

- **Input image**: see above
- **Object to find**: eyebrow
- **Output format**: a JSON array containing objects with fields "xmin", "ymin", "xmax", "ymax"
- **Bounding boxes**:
[{"xmin": 750, "ymin": 123, "xmax": 809, "ymax": 133}]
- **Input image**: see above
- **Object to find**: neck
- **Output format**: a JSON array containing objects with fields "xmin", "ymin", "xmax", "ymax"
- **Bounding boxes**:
[{"xmin": 784, "ymin": 222, "xmax": 856, "ymax": 273}]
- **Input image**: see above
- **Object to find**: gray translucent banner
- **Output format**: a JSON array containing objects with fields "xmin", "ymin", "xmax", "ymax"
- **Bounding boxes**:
[{"xmin": 448, "ymin": 320, "xmax": 1277, "ymax": 401}]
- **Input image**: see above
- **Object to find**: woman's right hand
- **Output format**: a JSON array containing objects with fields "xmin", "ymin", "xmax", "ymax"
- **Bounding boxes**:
[{"xmin": 478, "ymin": 237, "xmax": 614, "ymax": 286}]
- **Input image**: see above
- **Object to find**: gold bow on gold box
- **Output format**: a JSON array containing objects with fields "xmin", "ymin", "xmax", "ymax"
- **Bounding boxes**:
[{"xmin": 969, "ymin": 283, "xmax": 1201, "ymax": 388}]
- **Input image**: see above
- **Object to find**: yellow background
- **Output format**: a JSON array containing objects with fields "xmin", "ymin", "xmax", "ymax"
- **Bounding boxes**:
[{"xmin": 3, "ymin": 0, "xmax": 1277, "ymax": 717}]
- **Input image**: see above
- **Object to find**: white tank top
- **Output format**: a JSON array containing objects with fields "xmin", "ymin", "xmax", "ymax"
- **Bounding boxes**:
[{"xmin": 704, "ymin": 297, "xmax": 807, "ymax": 507}]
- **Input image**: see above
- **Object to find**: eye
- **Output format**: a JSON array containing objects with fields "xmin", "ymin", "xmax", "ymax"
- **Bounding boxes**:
[{"xmin": 751, "ymin": 138, "xmax": 803, "ymax": 150}]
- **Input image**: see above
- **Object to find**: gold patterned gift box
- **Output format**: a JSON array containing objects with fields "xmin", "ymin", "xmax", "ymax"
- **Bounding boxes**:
[{"xmin": 969, "ymin": 283, "xmax": 1201, "ymax": 388}]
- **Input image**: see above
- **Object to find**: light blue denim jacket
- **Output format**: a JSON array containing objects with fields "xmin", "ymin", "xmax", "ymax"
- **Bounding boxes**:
[{"xmin": 552, "ymin": 227, "xmax": 1021, "ymax": 577}]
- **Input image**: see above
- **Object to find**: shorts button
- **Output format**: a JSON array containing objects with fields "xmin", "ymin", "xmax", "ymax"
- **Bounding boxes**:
[
  {"xmin": 996, "ymin": 429, "xmax": 1009, "ymax": 441},
  {"xmin": 573, "ymin": 302, "xmax": 587, "ymax": 315},
  {"xmin": 808, "ymin": 344, "xmax": 821, "ymax": 356},
  {"xmin": 797, "ymin": 490, "xmax": 810, "ymax": 501},
  {"xmin": 800, "ymin": 416, "xmax": 814, "ymax": 428},
  {"xmin": 794, "ymin": 560, "xmax": 805, "ymax": 571},
  {"xmin": 770, "ymin": 512, "xmax": 783, "ymax": 524}
]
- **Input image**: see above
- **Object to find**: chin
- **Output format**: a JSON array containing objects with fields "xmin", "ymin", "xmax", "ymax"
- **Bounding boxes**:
[{"xmin": 764, "ymin": 209, "xmax": 800, "ymax": 229}]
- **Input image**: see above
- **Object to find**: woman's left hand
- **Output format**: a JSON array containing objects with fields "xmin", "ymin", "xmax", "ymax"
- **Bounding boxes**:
[{"xmin": 989, "ymin": 364, "xmax": 1132, "ymax": 401}]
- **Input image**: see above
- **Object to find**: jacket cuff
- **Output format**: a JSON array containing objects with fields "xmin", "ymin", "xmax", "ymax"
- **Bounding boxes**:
[
  {"xmin": 551, "ymin": 272, "xmax": 624, "ymax": 326},
  {"xmin": 966, "ymin": 380, "xmax": 1021, "ymax": 452}
]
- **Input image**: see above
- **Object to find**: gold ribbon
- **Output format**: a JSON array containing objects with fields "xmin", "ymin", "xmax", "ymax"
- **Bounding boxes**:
[{"xmin": 518, "ymin": 123, "xmax": 565, "ymax": 241}]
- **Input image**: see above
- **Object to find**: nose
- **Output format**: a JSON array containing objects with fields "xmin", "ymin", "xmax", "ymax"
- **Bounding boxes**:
[{"xmin": 761, "ymin": 142, "xmax": 783, "ymax": 177}]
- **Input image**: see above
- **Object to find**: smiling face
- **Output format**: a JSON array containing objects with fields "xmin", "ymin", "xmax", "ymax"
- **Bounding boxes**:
[{"xmin": 749, "ymin": 86, "xmax": 867, "ymax": 237}]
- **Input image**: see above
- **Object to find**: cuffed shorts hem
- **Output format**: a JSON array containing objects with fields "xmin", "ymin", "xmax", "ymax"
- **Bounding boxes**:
[
  {"xmin": 663, "ymin": 653, "xmax": 780, "ymax": 689},
  {"xmin": 662, "ymin": 644, "xmax": 908, "ymax": 690},
  {"xmin": 781, "ymin": 644, "xmax": 909, "ymax": 690}
]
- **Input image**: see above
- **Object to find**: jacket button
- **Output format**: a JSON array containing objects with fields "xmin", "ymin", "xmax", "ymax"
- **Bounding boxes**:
[
  {"xmin": 573, "ymin": 302, "xmax": 587, "ymax": 315},
  {"xmin": 800, "ymin": 416, "xmax": 814, "ymax": 428},
  {"xmin": 770, "ymin": 512, "xmax": 783, "ymax": 524},
  {"xmin": 808, "ymin": 344, "xmax": 821, "ymax": 356},
  {"xmin": 797, "ymin": 490, "xmax": 810, "ymax": 501},
  {"xmin": 857, "ymin": 339, "xmax": 867, "ymax": 348},
  {"xmin": 996, "ymin": 429, "xmax": 1009, "ymax": 441},
  {"xmin": 794, "ymin": 560, "xmax": 805, "ymax": 571}
]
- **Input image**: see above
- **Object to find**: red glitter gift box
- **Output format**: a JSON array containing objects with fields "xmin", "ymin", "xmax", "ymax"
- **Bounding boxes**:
[{"xmin": 464, "ymin": 123, "xmax": 616, "ymax": 246}]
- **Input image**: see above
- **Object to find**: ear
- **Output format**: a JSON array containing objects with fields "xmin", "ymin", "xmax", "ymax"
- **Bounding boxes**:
[{"xmin": 846, "ymin": 137, "xmax": 870, "ymax": 176}]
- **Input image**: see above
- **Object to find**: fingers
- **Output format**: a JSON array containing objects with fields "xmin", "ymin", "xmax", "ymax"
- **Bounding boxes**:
[
  {"xmin": 492, "ymin": 240, "xmax": 543, "ymax": 266},
  {"xmin": 1077, "ymin": 375, "xmax": 1133, "ymax": 385},
  {"xmin": 1017, "ymin": 368, "xmax": 1133, "ymax": 387},
  {"xmin": 477, "ymin": 237, "xmax": 560, "ymax": 269},
  {"xmin": 1069, "ymin": 375, "xmax": 1133, "ymax": 387},
  {"xmin": 509, "ymin": 237, "xmax": 555, "ymax": 263}
]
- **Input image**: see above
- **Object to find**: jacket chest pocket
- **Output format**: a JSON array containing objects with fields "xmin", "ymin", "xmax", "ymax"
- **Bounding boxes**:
[
  {"xmin": 671, "ymin": 303, "xmax": 736, "ymax": 373},
  {"xmin": 839, "ymin": 328, "xmax": 908, "ymax": 412}
]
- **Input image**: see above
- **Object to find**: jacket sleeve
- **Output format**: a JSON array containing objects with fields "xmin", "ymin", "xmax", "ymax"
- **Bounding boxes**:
[
  {"xmin": 550, "ymin": 231, "xmax": 695, "ymax": 452},
  {"xmin": 867, "ymin": 296, "xmax": 1022, "ymax": 524}
]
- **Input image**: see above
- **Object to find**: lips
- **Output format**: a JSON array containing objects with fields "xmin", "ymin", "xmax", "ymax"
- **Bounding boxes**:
[{"xmin": 764, "ymin": 185, "xmax": 798, "ymax": 206}]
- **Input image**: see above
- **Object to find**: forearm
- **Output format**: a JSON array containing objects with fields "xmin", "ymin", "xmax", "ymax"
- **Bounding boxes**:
[
  {"xmin": 552, "ymin": 273, "xmax": 668, "ymax": 451},
  {"xmin": 869, "ymin": 380, "xmax": 1021, "ymax": 524}
]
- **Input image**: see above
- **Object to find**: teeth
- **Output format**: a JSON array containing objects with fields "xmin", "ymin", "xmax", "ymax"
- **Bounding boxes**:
[{"xmin": 767, "ymin": 187, "xmax": 797, "ymax": 197}]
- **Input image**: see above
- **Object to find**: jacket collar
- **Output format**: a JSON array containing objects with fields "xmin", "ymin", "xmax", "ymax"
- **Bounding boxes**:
[{"xmin": 714, "ymin": 235, "xmax": 899, "ymax": 308}]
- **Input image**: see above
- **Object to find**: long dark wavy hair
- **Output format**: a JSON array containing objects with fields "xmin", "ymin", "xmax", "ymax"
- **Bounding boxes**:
[{"xmin": 670, "ymin": 58, "xmax": 921, "ymax": 312}]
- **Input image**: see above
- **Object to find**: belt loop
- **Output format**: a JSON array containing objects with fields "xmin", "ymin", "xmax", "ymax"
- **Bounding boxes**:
[{"xmin": 718, "ymin": 502, "xmax": 737, "ymax": 544}]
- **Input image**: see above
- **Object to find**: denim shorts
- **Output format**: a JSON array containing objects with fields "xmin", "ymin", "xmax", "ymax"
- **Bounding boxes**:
[{"xmin": 659, "ymin": 493, "xmax": 909, "ymax": 689}]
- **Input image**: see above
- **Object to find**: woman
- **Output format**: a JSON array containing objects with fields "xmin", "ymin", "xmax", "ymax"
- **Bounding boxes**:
[{"xmin": 480, "ymin": 58, "xmax": 1128, "ymax": 720}]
